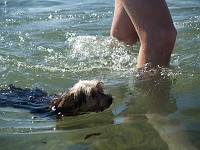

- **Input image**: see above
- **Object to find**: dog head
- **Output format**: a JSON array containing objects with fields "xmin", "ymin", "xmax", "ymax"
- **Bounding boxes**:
[{"xmin": 50, "ymin": 80, "xmax": 113, "ymax": 116}]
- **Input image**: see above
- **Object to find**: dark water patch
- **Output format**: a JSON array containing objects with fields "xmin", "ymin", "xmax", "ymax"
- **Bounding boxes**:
[{"xmin": 0, "ymin": 84, "xmax": 53, "ymax": 114}]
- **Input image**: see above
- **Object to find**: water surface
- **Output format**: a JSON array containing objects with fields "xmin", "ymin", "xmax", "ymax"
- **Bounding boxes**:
[{"xmin": 0, "ymin": 0, "xmax": 200, "ymax": 149}]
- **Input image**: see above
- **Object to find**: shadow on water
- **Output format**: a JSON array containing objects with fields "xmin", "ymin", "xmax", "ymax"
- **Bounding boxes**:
[
  {"xmin": 123, "ymin": 67, "xmax": 199, "ymax": 150},
  {"xmin": 133, "ymin": 68, "xmax": 177, "ymax": 115}
]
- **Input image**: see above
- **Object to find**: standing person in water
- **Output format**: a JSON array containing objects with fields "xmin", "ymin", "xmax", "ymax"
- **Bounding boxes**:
[
  {"xmin": 110, "ymin": 1, "xmax": 200, "ymax": 150},
  {"xmin": 110, "ymin": 0, "xmax": 177, "ymax": 70}
]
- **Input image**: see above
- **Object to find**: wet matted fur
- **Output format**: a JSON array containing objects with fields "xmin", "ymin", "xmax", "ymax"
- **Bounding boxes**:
[{"xmin": 50, "ymin": 80, "xmax": 113, "ymax": 117}]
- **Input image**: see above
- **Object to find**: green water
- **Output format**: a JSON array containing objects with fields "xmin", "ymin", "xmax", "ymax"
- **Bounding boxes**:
[{"xmin": 0, "ymin": 0, "xmax": 200, "ymax": 149}]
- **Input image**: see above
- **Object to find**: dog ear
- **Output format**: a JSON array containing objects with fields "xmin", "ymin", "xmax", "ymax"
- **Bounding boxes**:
[
  {"xmin": 57, "ymin": 93, "xmax": 74, "ymax": 108},
  {"xmin": 96, "ymin": 80, "xmax": 104, "ymax": 92},
  {"xmin": 74, "ymin": 90, "xmax": 87, "ymax": 108},
  {"xmin": 90, "ymin": 87, "xmax": 97, "ymax": 98}
]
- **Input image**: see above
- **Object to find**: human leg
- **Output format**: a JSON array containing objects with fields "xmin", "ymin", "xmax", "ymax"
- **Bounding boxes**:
[
  {"xmin": 110, "ymin": 0, "xmax": 139, "ymax": 45},
  {"xmin": 121, "ymin": 0, "xmax": 177, "ymax": 69}
]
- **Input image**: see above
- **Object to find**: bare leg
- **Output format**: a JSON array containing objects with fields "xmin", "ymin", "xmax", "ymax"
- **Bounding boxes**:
[
  {"xmin": 121, "ymin": 0, "xmax": 177, "ymax": 68},
  {"xmin": 110, "ymin": 0, "xmax": 139, "ymax": 45},
  {"xmin": 111, "ymin": 0, "xmax": 177, "ymax": 69}
]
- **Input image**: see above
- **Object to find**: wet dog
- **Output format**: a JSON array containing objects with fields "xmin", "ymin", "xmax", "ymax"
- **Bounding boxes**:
[
  {"xmin": 50, "ymin": 80, "xmax": 113, "ymax": 117},
  {"xmin": 0, "ymin": 80, "xmax": 113, "ymax": 117}
]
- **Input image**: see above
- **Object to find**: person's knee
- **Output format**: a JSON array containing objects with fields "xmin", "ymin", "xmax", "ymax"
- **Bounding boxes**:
[
  {"xmin": 153, "ymin": 26, "xmax": 177, "ymax": 61},
  {"xmin": 160, "ymin": 26, "xmax": 177, "ymax": 52},
  {"xmin": 157, "ymin": 26, "xmax": 177, "ymax": 65}
]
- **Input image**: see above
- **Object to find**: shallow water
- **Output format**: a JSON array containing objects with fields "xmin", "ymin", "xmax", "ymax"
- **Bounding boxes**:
[{"xmin": 0, "ymin": 0, "xmax": 200, "ymax": 149}]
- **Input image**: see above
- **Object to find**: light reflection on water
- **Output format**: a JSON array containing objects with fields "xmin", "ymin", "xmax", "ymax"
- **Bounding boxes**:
[{"xmin": 0, "ymin": 0, "xmax": 200, "ymax": 149}]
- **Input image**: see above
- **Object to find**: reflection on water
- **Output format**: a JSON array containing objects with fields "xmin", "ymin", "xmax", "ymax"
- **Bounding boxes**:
[
  {"xmin": 0, "ymin": 0, "xmax": 200, "ymax": 149},
  {"xmin": 132, "ymin": 69, "xmax": 198, "ymax": 150}
]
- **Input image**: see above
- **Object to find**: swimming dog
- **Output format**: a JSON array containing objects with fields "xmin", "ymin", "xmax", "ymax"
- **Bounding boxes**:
[
  {"xmin": 0, "ymin": 80, "xmax": 113, "ymax": 117},
  {"xmin": 50, "ymin": 80, "xmax": 113, "ymax": 117}
]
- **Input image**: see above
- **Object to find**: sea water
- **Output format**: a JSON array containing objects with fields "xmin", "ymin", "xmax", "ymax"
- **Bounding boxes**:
[{"xmin": 0, "ymin": 0, "xmax": 200, "ymax": 149}]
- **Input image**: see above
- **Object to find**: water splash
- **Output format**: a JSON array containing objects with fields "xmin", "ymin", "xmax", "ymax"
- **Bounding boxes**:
[
  {"xmin": 16, "ymin": 35, "xmax": 137, "ymax": 74},
  {"xmin": 66, "ymin": 35, "xmax": 137, "ymax": 72}
]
